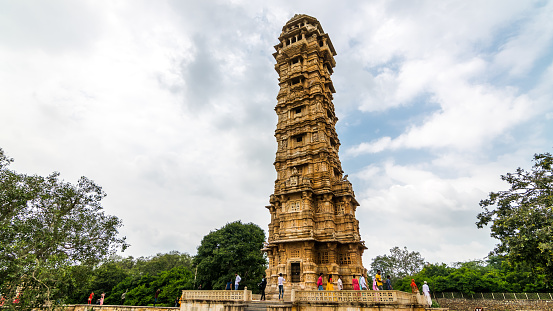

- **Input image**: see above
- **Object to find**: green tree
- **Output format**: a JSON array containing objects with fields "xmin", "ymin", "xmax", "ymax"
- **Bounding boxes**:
[
  {"xmin": 477, "ymin": 152, "xmax": 553, "ymax": 285},
  {"xmin": 110, "ymin": 266, "xmax": 193, "ymax": 307},
  {"xmin": 392, "ymin": 257, "xmax": 549, "ymax": 294},
  {"xmin": 107, "ymin": 252, "xmax": 193, "ymax": 306},
  {"xmin": 133, "ymin": 251, "xmax": 193, "ymax": 277},
  {"xmin": 193, "ymin": 221, "xmax": 267, "ymax": 291},
  {"xmin": 0, "ymin": 148, "xmax": 128, "ymax": 310},
  {"xmin": 370, "ymin": 246, "xmax": 425, "ymax": 279}
]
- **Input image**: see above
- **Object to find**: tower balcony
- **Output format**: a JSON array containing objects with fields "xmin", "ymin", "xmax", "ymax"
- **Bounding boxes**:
[{"xmin": 332, "ymin": 179, "xmax": 353, "ymax": 193}]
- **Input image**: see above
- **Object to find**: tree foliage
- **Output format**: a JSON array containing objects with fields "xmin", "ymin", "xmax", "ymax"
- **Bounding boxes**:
[
  {"xmin": 393, "ymin": 256, "xmax": 550, "ymax": 294},
  {"xmin": 370, "ymin": 246, "xmax": 425, "ymax": 279},
  {"xmin": 193, "ymin": 221, "xmax": 267, "ymax": 291},
  {"xmin": 0, "ymin": 148, "xmax": 128, "ymax": 310},
  {"xmin": 477, "ymin": 152, "xmax": 553, "ymax": 283},
  {"xmin": 62, "ymin": 251, "xmax": 194, "ymax": 306}
]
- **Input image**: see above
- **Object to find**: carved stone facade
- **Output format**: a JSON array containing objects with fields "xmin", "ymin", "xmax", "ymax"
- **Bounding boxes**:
[{"xmin": 264, "ymin": 14, "xmax": 367, "ymax": 295}]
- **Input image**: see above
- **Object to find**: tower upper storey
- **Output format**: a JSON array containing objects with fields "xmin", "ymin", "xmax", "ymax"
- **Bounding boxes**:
[{"xmin": 274, "ymin": 14, "xmax": 336, "ymax": 57}]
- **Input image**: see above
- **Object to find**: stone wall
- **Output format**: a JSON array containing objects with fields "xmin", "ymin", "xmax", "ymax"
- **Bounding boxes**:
[
  {"xmin": 436, "ymin": 298, "xmax": 553, "ymax": 311},
  {"xmin": 180, "ymin": 300, "xmax": 244, "ymax": 311}
]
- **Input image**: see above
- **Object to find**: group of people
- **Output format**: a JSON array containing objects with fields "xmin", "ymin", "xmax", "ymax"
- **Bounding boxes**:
[
  {"xmin": 314, "ymin": 270, "xmax": 393, "ymax": 291},
  {"xmin": 87, "ymin": 292, "xmax": 106, "ymax": 305},
  {"xmin": 225, "ymin": 273, "xmax": 242, "ymax": 290},
  {"xmin": 352, "ymin": 270, "xmax": 393, "ymax": 291},
  {"xmin": 410, "ymin": 279, "xmax": 432, "ymax": 306}
]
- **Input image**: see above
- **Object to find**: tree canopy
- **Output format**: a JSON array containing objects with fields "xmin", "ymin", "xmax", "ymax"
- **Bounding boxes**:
[
  {"xmin": 370, "ymin": 246, "xmax": 425, "ymax": 279},
  {"xmin": 477, "ymin": 152, "xmax": 553, "ymax": 284},
  {"xmin": 193, "ymin": 221, "xmax": 267, "ymax": 291},
  {"xmin": 0, "ymin": 148, "xmax": 128, "ymax": 310},
  {"xmin": 393, "ymin": 256, "xmax": 549, "ymax": 294}
]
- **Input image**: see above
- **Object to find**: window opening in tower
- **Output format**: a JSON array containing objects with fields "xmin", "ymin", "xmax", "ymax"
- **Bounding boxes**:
[{"xmin": 290, "ymin": 77, "xmax": 302, "ymax": 86}]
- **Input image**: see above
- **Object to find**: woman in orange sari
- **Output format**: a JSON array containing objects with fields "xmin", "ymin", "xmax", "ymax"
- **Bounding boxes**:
[{"xmin": 410, "ymin": 279, "xmax": 419, "ymax": 294}]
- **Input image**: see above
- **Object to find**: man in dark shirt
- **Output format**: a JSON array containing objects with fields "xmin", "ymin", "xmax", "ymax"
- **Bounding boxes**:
[
  {"xmin": 259, "ymin": 275, "xmax": 267, "ymax": 300},
  {"xmin": 385, "ymin": 275, "xmax": 393, "ymax": 290}
]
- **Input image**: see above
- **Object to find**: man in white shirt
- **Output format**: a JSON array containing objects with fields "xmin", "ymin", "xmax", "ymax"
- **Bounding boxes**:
[
  {"xmin": 337, "ymin": 275, "xmax": 343, "ymax": 290},
  {"xmin": 235, "ymin": 274, "xmax": 241, "ymax": 290},
  {"xmin": 360, "ymin": 274, "xmax": 367, "ymax": 290},
  {"xmin": 422, "ymin": 281, "xmax": 431, "ymax": 306}
]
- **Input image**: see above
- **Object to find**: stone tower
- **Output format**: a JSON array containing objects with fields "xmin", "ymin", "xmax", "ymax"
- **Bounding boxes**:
[{"xmin": 264, "ymin": 14, "xmax": 366, "ymax": 295}]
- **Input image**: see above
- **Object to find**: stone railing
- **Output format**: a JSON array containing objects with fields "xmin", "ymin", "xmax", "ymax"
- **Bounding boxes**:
[
  {"xmin": 181, "ymin": 289, "xmax": 251, "ymax": 302},
  {"xmin": 292, "ymin": 290, "xmax": 416, "ymax": 305}
]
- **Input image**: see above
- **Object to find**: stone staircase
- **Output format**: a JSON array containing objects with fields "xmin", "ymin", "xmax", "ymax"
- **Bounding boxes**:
[{"xmin": 244, "ymin": 301, "xmax": 293, "ymax": 311}]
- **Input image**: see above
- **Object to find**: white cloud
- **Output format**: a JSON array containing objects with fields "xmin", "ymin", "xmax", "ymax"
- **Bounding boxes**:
[{"xmin": 0, "ymin": 0, "xmax": 551, "ymax": 266}]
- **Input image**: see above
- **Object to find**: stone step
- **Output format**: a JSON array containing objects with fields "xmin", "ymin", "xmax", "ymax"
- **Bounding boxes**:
[{"xmin": 244, "ymin": 301, "xmax": 293, "ymax": 311}]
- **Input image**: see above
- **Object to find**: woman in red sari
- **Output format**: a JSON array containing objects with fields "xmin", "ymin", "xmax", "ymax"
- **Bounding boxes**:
[{"xmin": 352, "ymin": 275, "xmax": 360, "ymax": 290}]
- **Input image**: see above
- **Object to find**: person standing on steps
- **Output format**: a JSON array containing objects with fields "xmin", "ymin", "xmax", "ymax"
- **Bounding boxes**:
[
  {"xmin": 278, "ymin": 273, "xmax": 285, "ymax": 300},
  {"xmin": 259, "ymin": 274, "xmax": 267, "ymax": 301}
]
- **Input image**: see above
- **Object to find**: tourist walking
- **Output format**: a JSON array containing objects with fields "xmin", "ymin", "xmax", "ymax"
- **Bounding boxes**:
[
  {"xmin": 226, "ymin": 280, "xmax": 233, "ymax": 290},
  {"xmin": 375, "ymin": 270, "xmax": 383, "ymax": 290},
  {"xmin": 359, "ymin": 274, "xmax": 367, "ymax": 290},
  {"xmin": 100, "ymin": 293, "xmax": 105, "ymax": 305},
  {"xmin": 337, "ymin": 275, "xmax": 343, "ymax": 290},
  {"xmin": 317, "ymin": 273, "xmax": 324, "ymax": 290},
  {"xmin": 372, "ymin": 278, "xmax": 379, "ymax": 290},
  {"xmin": 326, "ymin": 275, "xmax": 334, "ymax": 290},
  {"xmin": 235, "ymin": 274, "xmax": 241, "ymax": 290},
  {"xmin": 352, "ymin": 275, "xmax": 360, "ymax": 290},
  {"xmin": 259, "ymin": 275, "xmax": 267, "ymax": 300},
  {"xmin": 385, "ymin": 275, "xmax": 393, "ymax": 290},
  {"xmin": 88, "ymin": 292, "xmax": 94, "ymax": 304},
  {"xmin": 422, "ymin": 281, "xmax": 432, "ymax": 306},
  {"xmin": 278, "ymin": 273, "xmax": 285, "ymax": 300}
]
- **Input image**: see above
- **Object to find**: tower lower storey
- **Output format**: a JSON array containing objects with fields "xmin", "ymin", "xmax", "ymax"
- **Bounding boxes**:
[{"xmin": 263, "ymin": 240, "xmax": 365, "ymax": 299}]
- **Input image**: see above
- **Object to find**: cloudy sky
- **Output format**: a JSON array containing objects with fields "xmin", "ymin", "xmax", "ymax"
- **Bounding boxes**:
[{"xmin": 1, "ymin": 0, "xmax": 552, "ymax": 267}]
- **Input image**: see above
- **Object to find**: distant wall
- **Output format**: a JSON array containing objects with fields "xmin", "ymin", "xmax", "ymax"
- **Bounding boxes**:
[
  {"xmin": 180, "ymin": 300, "xmax": 244, "ymax": 311},
  {"xmin": 436, "ymin": 298, "xmax": 553, "ymax": 311},
  {"xmin": 67, "ymin": 304, "xmax": 178, "ymax": 311}
]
